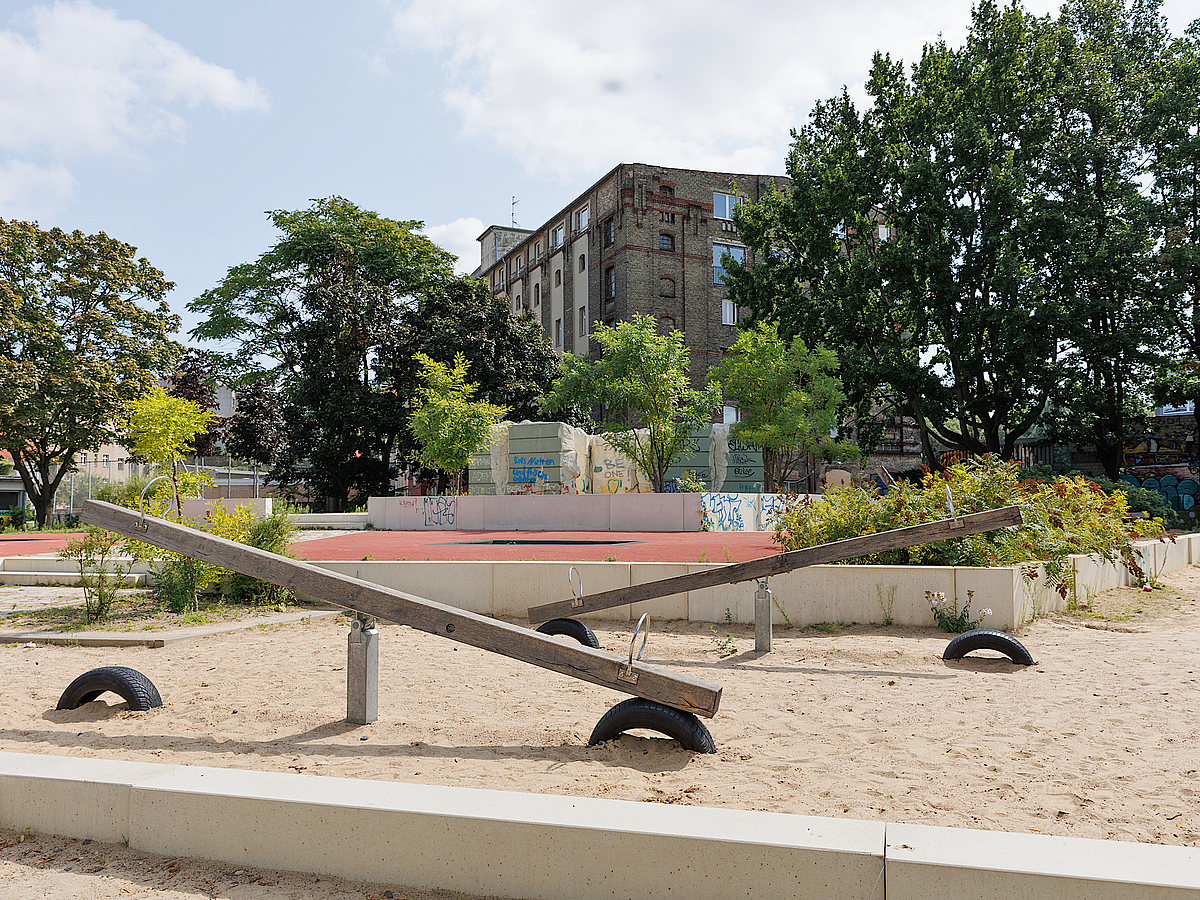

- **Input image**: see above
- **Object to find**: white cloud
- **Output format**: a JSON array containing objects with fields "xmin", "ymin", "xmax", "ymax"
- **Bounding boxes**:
[
  {"xmin": 0, "ymin": 158, "xmax": 75, "ymax": 220},
  {"xmin": 0, "ymin": 0, "xmax": 268, "ymax": 214},
  {"xmin": 424, "ymin": 216, "xmax": 485, "ymax": 275},
  {"xmin": 390, "ymin": 0, "xmax": 1066, "ymax": 180}
]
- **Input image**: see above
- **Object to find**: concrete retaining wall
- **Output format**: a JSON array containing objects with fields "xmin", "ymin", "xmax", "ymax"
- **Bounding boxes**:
[
  {"xmin": 366, "ymin": 494, "xmax": 706, "ymax": 532},
  {"xmin": 2, "ymin": 752, "xmax": 1195, "ymax": 899},
  {"xmin": 312, "ymin": 535, "xmax": 1199, "ymax": 631}
]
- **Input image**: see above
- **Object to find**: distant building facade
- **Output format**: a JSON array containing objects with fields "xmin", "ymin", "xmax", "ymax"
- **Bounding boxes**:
[{"xmin": 474, "ymin": 163, "xmax": 788, "ymax": 405}]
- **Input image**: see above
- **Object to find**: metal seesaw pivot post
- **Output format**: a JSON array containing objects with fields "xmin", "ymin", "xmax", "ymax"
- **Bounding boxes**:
[
  {"xmin": 346, "ymin": 613, "xmax": 379, "ymax": 725},
  {"xmin": 754, "ymin": 578, "xmax": 772, "ymax": 652}
]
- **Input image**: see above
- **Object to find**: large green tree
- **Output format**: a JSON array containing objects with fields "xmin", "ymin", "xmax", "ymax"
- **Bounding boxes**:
[
  {"xmin": 727, "ymin": 1, "xmax": 1064, "ymax": 468},
  {"xmin": 0, "ymin": 219, "xmax": 180, "ymax": 526},
  {"xmin": 707, "ymin": 322, "xmax": 855, "ymax": 492},
  {"xmin": 189, "ymin": 197, "xmax": 457, "ymax": 509},
  {"xmin": 1146, "ymin": 21, "xmax": 1200, "ymax": 432},
  {"xmin": 1040, "ymin": 0, "xmax": 1168, "ymax": 478},
  {"xmin": 542, "ymin": 314, "xmax": 721, "ymax": 492}
]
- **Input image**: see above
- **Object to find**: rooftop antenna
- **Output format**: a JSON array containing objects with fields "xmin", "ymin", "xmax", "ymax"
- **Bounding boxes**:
[{"xmin": 511, "ymin": 196, "xmax": 520, "ymax": 228}]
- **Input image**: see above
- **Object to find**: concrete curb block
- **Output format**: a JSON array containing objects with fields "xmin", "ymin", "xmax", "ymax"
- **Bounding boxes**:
[
  {"xmin": 0, "ymin": 610, "xmax": 341, "ymax": 647},
  {"xmin": 0, "ymin": 752, "xmax": 883, "ymax": 900},
  {"xmin": 2, "ymin": 752, "xmax": 1197, "ymax": 899}
]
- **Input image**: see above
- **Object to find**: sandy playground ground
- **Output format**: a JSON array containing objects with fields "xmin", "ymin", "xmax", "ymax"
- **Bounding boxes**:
[{"xmin": 1, "ymin": 566, "xmax": 1199, "ymax": 898}]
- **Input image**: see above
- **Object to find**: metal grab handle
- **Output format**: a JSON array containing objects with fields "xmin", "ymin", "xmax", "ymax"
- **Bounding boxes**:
[
  {"xmin": 946, "ymin": 484, "xmax": 962, "ymax": 529},
  {"xmin": 619, "ymin": 613, "xmax": 650, "ymax": 684},
  {"xmin": 568, "ymin": 565, "xmax": 584, "ymax": 608},
  {"xmin": 135, "ymin": 475, "xmax": 178, "ymax": 530}
]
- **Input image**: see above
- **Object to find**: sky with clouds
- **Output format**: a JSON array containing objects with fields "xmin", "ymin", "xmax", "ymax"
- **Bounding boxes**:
[{"xmin": 2, "ymin": 0, "xmax": 1196, "ymax": 344}]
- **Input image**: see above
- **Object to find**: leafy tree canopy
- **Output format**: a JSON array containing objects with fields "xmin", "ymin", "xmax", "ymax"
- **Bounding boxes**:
[
  {"xmin": 190, "ymin": 197, "xmax": 556, "ymax": 508},
  {"xmin": 727, "ymin": 0, "xmax": 1182, "ymax": 477},
  {"xmin": 0, "ymin": 219, "xmax": 180, "ymax": 526},
  {"xmin": 125, "ymin": 384, "xmax": 215, "ymax": 517},
  {"xmin": 189, "ymin": 197, "xmax": 455, "ymax": 509},
  {"xmin": 168, "ymin": 347, "xmax": 224, "ymax": 456},
  {"xmin": 408, "ymin": 352, "xmax": 507, "ymax": 494},
  {"xmin": 542, "ymin": 314, "xmax": 721, "ymax": 491},
  {"xmin": 707, "ymin": 321, "xmax": 856, "ymax": 491}
]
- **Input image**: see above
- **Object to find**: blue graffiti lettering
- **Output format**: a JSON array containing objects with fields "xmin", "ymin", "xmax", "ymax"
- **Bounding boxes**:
[{"xmin": 701, "ymin": 493, "xmax": 745, "ymax": 532}]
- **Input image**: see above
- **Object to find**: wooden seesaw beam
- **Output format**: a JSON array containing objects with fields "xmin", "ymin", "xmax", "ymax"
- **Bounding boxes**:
[
  {"xmin": 528, "ymin": 505, "xmax": 1023, "ymax": 624},
  {"xmin": 80, "ymin": 500, "xmax": 722, "ymax": 718}
]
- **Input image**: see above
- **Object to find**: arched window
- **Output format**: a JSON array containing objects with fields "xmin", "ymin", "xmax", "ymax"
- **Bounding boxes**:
[
  {"xmin": 555, "ymin": 269, "xmax": 562, "ymax": 287},
  {"xmin": 659, "ymin": 233, "xmax": 675, "ymax": 252},
  {"xmin": 578, "ymin": 254, "xmax": 586, "ymax": 273},
  {"xmin": 659, "ymin": 276, "xmax": 676, "ymax": 298},
  {"xmin": 534, "ymin": 283, "xmax": 540, "ymax": 306}
]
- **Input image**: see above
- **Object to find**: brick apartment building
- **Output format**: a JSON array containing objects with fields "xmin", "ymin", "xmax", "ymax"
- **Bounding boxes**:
[{"xmin": 474, "ymin": 163, "xmax": 789, "ymax": 404}]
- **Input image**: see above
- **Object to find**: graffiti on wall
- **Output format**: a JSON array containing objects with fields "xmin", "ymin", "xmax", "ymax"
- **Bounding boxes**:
[
  {"xmin": 760, "ymin": 493, "xmax": 787, "ymax": 529},
  {"xmin": 701, "ymin": 493, "xmax": 746, "ymax": 532},
  {"xmin": 1123, "ymin": 433, "xmax": 1198, "ymax": 472},
  {"xmin": 512, "ymin": 455, "xmax": 555, "ymax": 483},
  {"xmin": 423, "ymin": 496, "xmax": 456, "ymax": 527},
  {"xmin": 1119, "ymin": 472, "xmax": 1200, "ymax": 511},
  {"xmin": 594, "ymin": 455, "xmax": 639, "ymax": 494}
]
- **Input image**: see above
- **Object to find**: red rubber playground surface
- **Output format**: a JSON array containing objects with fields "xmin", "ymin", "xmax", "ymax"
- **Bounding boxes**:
[
  {"xmin": 288, "ymin": 529, "xmax": 780, "ymax": 563},
  {"xmin": 1, "ymin": 530, "xmax": 781, "ymax": 564}
]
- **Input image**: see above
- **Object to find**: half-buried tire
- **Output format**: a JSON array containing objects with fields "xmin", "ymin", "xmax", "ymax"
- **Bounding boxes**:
[
  {"xmin": 535, "ymin": 617, "xmax": 600, "ymax": 648},
  {"xmin": 56, "ymin": 666, "xmax": 163, "ymax": 711},
  {"xmin": 943, "ymin": 629, "xmax": 1035, "ymax": 666},
  {"xmin": 589, "ymin": 698, "xmax": 716, "ymax": 753}
]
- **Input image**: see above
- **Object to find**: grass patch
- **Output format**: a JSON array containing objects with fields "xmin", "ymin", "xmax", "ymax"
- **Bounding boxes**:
[{"xmin": 1, "ymin": 590, "xmax": 301, "ymax": 632}]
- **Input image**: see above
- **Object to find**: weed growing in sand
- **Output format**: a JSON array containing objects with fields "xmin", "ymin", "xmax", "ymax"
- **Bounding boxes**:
[
  {"xmin": 605, "ymin": 555, "xmax": 617, "ymax": 562},
  {"xmin": 709, "ymin": 607, "xmax": 737, "ymax": 656},
  {"xmin": 723, "ymin": 547, "xmax": 733, "ymax": 563},
  {"xmin": 928, "ymin": 590, "xmax": 990, "ymax": 633},
  {"xmin": 876, "ymin": 584, "xmax": 896, "ymax": 626},
  {"xmin": 361, "ymin": 553, "xmax": 377, "ymax": 561},
  {"xmin": 698, "ymin": 548, "xmax": 709, "ymax": 563},
  {"xmin": 808, "ymin": 621, "xmax": 841, "ymax": 634}
]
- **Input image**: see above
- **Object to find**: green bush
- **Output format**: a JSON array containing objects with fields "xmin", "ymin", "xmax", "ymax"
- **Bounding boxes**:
[
  {"xmin": 227, "ymin": 510, "xmax": 297, "ymax": 606},
  {"xmin": 773, "ymin": 456, "xmax": 1167, "ymax": 599}
]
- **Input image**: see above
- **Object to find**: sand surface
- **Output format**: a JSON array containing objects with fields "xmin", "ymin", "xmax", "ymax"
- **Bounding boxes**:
[{"xmin": 2, "ymin": 568, "xmax": 1199, "ymax": 897}]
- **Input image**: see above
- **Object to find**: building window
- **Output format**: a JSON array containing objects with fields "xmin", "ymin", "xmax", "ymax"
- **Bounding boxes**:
[
  {"xmin": 80, "ymin": 452, "xmax": 88, "ymax": 466},
  {"xmin": 515, "ymin": 257, "xmax": 521, "ymax": 274},
  {"xmin": 659, "ymin": 233, "xmax": 675, "ymax": 252},
  {"xmin": 713, "ymin": 192, "xmax": 741, "ymax": 220},
  {"xmin": 578, "ymin": 253, "xmax": 586, "ymax": 273},
  {"xmin": 579, "ymin": 306, "xmax": 587, "ymax": 337},
  {"xmin": 534, "ymin": 283, "xmax": 540, "ymax": 306},
  {"xmin": 117, "ymin": 459, "xmax": 124, "ymax": 471},
  {"xmin": 535, "ymin": 240, "xmax": 541, "ymax": 260},
  {"xmin": 103, "ymin": 454, "xmax": 110, "ymax": 468},
  {"xmin": 555, "ymin": 268, "xmax": 562, "ymax": 287},
  {"xmin": 515, "ymin": 293, "xmax": 521, "ymax": 309},
  {"xmin": 555, "ymin": 318, "xmax": 562, "ymax": 347},
  {"xmin": 722, "ymin": 299, "xmax": 738, "ymax": 325},
  {"xmin": 878, "ymin": 223, "xmax": 889, "ymax": 241},
  {"xmin": 660, "ymin": 185, "xmax": 674, "ymax": 197},
  {"xmin": 659, "ymin": 276, "xmax": 675, "ymax": 298},
  {"xmin": 605, "ymin": 266, "xmax": 615, "ymax": 299},
  {"xmin": 514, "ymin": 297, "xmax": 521, "ymax": 313},
  {"xmin": 603, "ymin": 217, "xmax": 614, "ymax": 246},
  {"xmin": 723, "ymin": 405, "xmax": 739, "ymax": 424},
  {"xmin": 575, "ymin": 206, "xmax": 589, "ymax": 233},
  {"xmin": 713, "ymin": 243, "xmax": 745, "ymax": 284},
  {"xmin": 551, "ymin": 224, "xmax": 564, "ymax": 249}
]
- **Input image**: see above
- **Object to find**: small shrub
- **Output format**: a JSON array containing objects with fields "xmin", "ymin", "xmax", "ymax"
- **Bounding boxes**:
[
  {"xmin": 928, "ymin": 590, "xmax": 991, "ymax": 633},
  {"xmin": 772, "ymin": 456, "xmax": 1167, "ymax": 600},
  {"xmin": 675, "ymin": 470, "xmax": 708, "ymax": 492},
  {"xmin": 58, "ymin": 528, "xmax": 133, "ymax": 623}
]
